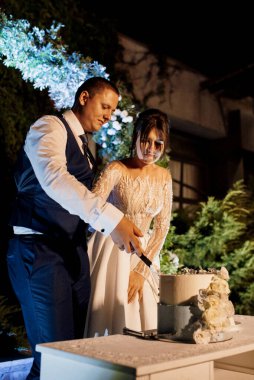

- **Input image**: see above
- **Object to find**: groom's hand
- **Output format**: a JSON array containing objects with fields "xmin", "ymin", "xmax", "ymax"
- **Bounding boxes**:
[{"xmin": 110, "ymin": 216, "xmax": 144, "ymax": 255}]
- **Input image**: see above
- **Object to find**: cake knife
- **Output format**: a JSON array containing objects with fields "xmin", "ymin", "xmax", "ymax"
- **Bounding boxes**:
[
  {"xmin": 130, "ymin": 244, "xmax": 160, "ymax": 284},
  {"xmin": 130, "ymin": 243, "xmax": 153, "ymax": 268}
]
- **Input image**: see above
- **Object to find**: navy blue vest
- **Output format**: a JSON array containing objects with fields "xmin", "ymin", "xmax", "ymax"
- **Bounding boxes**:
[{"xmin": 10, "ymin": 116, "xmax": 95, "ymax": 243}]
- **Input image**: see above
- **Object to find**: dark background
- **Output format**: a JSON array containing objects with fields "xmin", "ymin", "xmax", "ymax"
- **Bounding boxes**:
[
  {"xmin": 1, "ymin": 0, "xmax": 254, "ymax": 294},
  {"xmin": 1, "ymin": 1, "xmax": 254, "ymax": 347},
  {"xmin": 85, "ymin": 2, "xmax": 254, "ymax": 76}
]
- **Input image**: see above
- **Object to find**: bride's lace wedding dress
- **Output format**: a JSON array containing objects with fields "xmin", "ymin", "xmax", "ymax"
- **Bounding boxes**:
[{"xmin": 85, "ymin": 160, "xmax": 172, "ymax": 337}]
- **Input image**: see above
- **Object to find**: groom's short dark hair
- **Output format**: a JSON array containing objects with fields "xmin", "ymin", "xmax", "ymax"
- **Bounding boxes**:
[{"xmin": 73, "ymin": 77, "xmax": 119, "ymax": 105}]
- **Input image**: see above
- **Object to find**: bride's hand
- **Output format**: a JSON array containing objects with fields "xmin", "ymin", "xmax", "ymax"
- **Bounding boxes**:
[{"xmin": 128, "ymin": 271, "xmax": 145, "ymax": 304}]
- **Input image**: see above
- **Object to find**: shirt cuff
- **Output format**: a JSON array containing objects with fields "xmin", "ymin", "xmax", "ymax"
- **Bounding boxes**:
[{"xmin": 89, "ymin": 203, "xmax": 124, "ymax": 236}]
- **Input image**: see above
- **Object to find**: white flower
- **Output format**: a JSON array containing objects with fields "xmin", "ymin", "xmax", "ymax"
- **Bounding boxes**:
[
  {"xmin": 114, "ymin": 109, "xmax": 122, "ymax": 116},
  {"xmin": 201, "ymin": 294, "xmax": 221, "ymax": 310},
  {"xmin": 207, "ymin": 277, "xmax": 230, "ymax": 295},
  {"xmin": 107, "ymin": 129, "xmax": 116, "ymax": 136},
  {"xmin": 0, "ymin": 11, "xmax": 135, "ymax": 162},
  {"xmin": 202, "ymin": 307, "xmax": 227, "ymax": 330},
  {"xmin": 219, "ymin": 266, "xmax": 230, "ymax": 281},
  {"xmin": 120, "ymin": 110, "xmax": 128, "ymax": 117},
  {"xmin": 122, "ymin": 116, "xmax": 133, "ymax": 123},
  {"xmin": 222, "ymin": 300, "xmax": 235, "ymax": 317},
  {"xmin": 112, "ymin": 121, "xmax": 121, "ymax": 130},
  {"xmin": 170, "ymin": 253, "xmax": 179, "ymax": 268},
  {"xmin": 194, "ymin": 267, "xmax": 235, "ymax": 343},
  {"xmin": 193, "ymin": 328, "xmax": 211, "ymax": 344},
  {"xmin": 0, "ymin": 13, "xmax": 109, "ymax": 110}
]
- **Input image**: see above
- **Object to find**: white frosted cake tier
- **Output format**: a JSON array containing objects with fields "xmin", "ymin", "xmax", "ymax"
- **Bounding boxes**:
[{"xmin": 160, "ymin": 273, "xmax": 214, "ymax": 305}]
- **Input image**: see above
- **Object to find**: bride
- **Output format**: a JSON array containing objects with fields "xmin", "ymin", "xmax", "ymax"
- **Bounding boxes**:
[{"xmin": 85, "ymin": 108, "xmax": 173, "ymax": 337}]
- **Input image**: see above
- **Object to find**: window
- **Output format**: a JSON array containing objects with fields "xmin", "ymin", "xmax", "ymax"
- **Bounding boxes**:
[{"xmin": 170, "ymin": 159, "xmax": 207, "ymax": 209}]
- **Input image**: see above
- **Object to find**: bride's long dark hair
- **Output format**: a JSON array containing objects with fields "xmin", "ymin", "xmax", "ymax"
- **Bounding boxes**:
[{"xmin": 130, "ymin": 108, "xmax": 170, "ymax": 158}]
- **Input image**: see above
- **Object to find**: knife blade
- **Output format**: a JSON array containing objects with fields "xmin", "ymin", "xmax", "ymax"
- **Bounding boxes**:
[{"xmin": 130, "ymin": 244, "xmax": 160, "ymax": 287}]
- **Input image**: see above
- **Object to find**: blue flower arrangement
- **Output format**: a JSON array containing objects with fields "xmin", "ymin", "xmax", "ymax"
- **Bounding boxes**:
[{"xmin": 0, "ymin": 11, "xmax": 135, "ymax": 161}]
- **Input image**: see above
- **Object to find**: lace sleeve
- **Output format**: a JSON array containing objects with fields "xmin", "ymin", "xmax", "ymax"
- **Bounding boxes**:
[
  {"xmin": 92, "ymin": 161, "xmax": 122, "ymax": 202},
  {"xmin": 133, "ymin": 173, "xmax": 173, "ymax": 279}
]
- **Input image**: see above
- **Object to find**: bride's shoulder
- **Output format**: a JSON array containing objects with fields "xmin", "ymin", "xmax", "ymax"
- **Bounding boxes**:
[
  {"xmin": 110, "ymin": 159, "xmax": 133, "ymax": 171},
  {"xmin": 155, "ymin": 165, "xmax": 172, "ymax": 182},
  {"xmin": 104, "ymin": 160, "xmax": 126, "ymax": 173}
]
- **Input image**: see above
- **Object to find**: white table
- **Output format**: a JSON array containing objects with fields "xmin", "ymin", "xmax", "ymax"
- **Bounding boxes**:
[{"xmin": 36, "ymin": 315, "xmax": 254, "ymax": 380}]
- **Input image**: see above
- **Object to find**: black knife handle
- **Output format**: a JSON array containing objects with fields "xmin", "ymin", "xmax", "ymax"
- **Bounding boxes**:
[{"xmin": 139, "ymin": 254, "xmax": 152, "ymax": 268}]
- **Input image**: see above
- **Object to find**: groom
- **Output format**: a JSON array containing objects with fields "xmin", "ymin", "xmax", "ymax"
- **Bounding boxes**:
[{"xmin": 6, "ymin": 77, "xmax": 144, "ymax": 379}]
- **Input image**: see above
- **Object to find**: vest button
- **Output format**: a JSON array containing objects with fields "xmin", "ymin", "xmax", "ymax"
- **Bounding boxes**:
[{"xmin": 101, "ymin": 228, "xmax": 105, "ymax": 233}]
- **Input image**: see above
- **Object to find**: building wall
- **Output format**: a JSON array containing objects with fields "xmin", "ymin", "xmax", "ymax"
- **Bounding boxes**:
[
  {"xmin": 116, "ymin": 34, "xmax": 226, "ymax": 139},
  {"xmin": 222, "ymin": 97, "xmax": 254, "ymax": 152},
  {"xmin": 116, "ymin": 34, "xmax": 254, "ymax": 202}
]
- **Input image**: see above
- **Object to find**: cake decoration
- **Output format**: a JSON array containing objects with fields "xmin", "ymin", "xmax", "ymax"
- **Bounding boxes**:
[
  {"xmin": 193, "ymin": 266, "xmax": 235, "ymax": 344},
  {"xmin": 158, "ymin": 266, "xmax": 236, "ymax": 344}
]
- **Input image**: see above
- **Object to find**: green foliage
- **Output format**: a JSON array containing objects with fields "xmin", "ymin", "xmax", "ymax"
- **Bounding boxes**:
[
  {"xmin": 224, "ymin": 240, "xmax": 254, "ymax": 315},
  {"xmin": 175, "ymin": 196, "xmax": 245, "ymax": 268},
  {"xmin": 161, "ymin": 180, "xmax": 254, "ymax": 315},
  {"xmin": 0, "ymin": 64, "xmax": 53, "ymax": 166},
  {"xmin": 0, "ymin": 2, "xmax": 121, "ymax": 165},
  {"xmin": 160, "ymin": 226, "xmax": 179, "ymax": 274}
]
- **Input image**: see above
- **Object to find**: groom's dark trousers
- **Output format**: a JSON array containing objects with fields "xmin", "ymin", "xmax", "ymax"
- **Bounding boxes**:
[{"xmin": 7, "ymin": 234, "xmax": 90, "ymax": 379}]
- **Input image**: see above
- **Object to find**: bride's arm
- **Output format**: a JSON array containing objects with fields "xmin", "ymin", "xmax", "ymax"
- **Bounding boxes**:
[
  {"xmin": 132, "ymin": 172, "xmax": 173, "ymax": 279},
  {"xmin": 91, "ymin": 161, "xmax": 122, "ymax": 201},
  {"xmin": 92, "ymin": 162, "xmax": 144, "ymax": 255}
]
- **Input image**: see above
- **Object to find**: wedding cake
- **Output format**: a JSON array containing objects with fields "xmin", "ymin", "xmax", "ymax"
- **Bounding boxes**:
[{"xmin": 158, "ymin": 267, "xmax": 236, "ymax": 344}]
